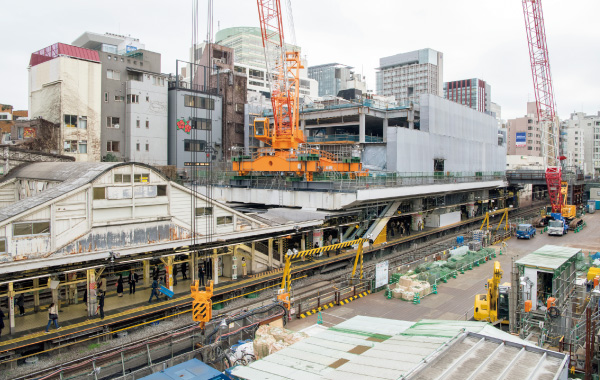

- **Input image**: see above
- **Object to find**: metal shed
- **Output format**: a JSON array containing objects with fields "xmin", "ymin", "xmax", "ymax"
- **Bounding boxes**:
[{"xmin": 515, "ymin": 245, "xmax": 582, "ymax": 310}]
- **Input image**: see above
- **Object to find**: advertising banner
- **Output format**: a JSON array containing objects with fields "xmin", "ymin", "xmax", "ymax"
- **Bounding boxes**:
[{"xmin": 516, "ymin": 132, "xmax": 526, "ymax": 147}]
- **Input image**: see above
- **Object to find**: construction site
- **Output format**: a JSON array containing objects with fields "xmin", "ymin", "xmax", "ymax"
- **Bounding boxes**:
[{"xmin": 0, "ymin": 0, "xmax": 599, "ymax": 379}]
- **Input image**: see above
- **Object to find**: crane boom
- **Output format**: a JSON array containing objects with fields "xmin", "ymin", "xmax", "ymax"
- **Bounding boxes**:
[{"xmin": 522, "ymin": 0, "xmax": 562, "ymax": 212}]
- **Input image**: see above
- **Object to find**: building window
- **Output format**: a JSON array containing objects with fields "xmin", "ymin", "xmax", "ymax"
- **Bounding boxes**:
[
  {"xmin": 104, "ymin": 92, "xmax": 108, "ymax": 102},
  {"xmin": 153, "ymin": 76, "xmax": 165, "ymax": 86},
  {"xmin": 93, "ymin": 187, "xmax": 106, "ymax": 200},
  {"xmin": 128, "ymin": 72, "xmax": 142, "ymax": 81},
  {"xmin": 184, "ymin": 95, "xmax": 215, "ymax": 110},
  {"xmin": 79, "ymin": 116, "xmax": 87, "ymax": 129},
  {"xmin": 64, "ymin": 140, "xmax": 78, "ymax": 153},
  {"xmin": 235, "ymin": 103, "xmax": 244, "ymax": 113},
  {"xmin": 157, "ymin": 185, "xmax": 167, "ymax": 196},
  {"xmin": 0, "ymin": 239, "xmax": 5, "ymax": 253},
  {"xmin": 146, "ymin": 96, "xmax": 150, "ymax": 102},
  {"xmin": 217, "ymin": 216, "xmax": 233, "ymax": 225},
  {"xmin": 78, "ymin": 140, "xmax": 87, "ymax": 154},
  {"xmin": 13, "ymin": 221, "xmax": 50, "ymax": 236},
  {"xmin": 191, "ymin": 118, "xmax": 212, "ymax": 130},
  {"xmin": 114, "ymin": 95, "xmax": 124, "ymax": 102},
  {"xmin": 127, "ymin": 94, "xmax": 139, "ymax": 104},
  {"xmin": 145, "ymin": 143, "xmax": 149, "ymax": 151},
  {"xmin": 64, "ymin": 114, "xmax": 77, "ymax": 128},
  {"xmin": 114, "ymin": 174, "xmax": 132, "ymax": 183},
  {"xmin": 107, "ymin": 117, "xmax": 120, "ymax": 128},
  {"xmin": 146, "ymin": 120, "xmax": 149, "ymax": 129},
  {"xmin": 107, "ymin": 69, "xmax": 120, "ymax": 80},
  {"xmin": 134, "ymin": 173, "xmax": 149, "ymax": 183},
  {"xmin": 107, "ymin": 141, "xmax": 120, "ymax": 152},
  {"xmin": 136, "ymin": 120, "xmax": 140, "ymax": 128},
  {"xmin": 195, "ymin": 207, "xmax": 213, "ymax": 217},
  {"xmin": 184, "ymin": 139, "xmax": 206, "ymax": 152},
  {"xmin": 136, "ymin": 143, "xmax": 140, "ymax": 151}
]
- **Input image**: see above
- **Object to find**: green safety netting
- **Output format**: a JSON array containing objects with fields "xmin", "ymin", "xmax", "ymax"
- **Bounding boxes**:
[{"xmin": 402, "ymin": 248, "xmax": 496, "ymax": 284}]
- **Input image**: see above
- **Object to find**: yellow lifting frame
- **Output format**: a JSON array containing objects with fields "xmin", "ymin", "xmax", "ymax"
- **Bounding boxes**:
[{"xmin": 480, "ymin": 208, "xmax": 510, "ymax": 232}]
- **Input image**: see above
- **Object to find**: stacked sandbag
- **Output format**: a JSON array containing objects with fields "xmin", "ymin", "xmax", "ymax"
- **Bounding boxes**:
[{"xmin": 252, "ymin": 325, "xmax": 309, "ymax": 359}]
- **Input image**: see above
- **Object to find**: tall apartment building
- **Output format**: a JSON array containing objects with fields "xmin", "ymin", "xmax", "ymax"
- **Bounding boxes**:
[
  {"xmin": 444, "ymin": 78, "xmax": 491, "ymax": 114},
  {"xmin": 72, "ymin": 32, "xmax": 168, "ymax": 165},
  {"xmin": 214, "ymin": 27, "xmax": 318, "ymax": 102},
  {"xmin": 308, "ymin": 63, "xmax": 366, "ymax": 98},
  {"xmin": 506, "ymin": 102, "xmax": 542, "ymax": 156},
  {"xmin": 561, "ymin": 111, "xmax": 600, "ymax": 176},
  {"xmin": 375, "ymin": 48, "xmax": 443, "ymax": 105},
  {"xmin": 28, "ymin": 43, "xmax": 102, "ymax": 161}
]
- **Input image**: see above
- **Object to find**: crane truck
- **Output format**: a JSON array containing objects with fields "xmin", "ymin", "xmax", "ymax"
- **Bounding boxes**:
[{"xmin": 474, "ymin": 261, "xmax": 510, "ymax": 325}]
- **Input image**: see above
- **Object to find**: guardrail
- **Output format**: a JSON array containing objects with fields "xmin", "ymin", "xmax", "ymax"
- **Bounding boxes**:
[{"xmin": 294, "ymin": 279, "xmax": 371, "ymax": 318}]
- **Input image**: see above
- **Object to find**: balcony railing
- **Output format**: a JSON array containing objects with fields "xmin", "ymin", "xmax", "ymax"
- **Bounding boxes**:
[{"xmin": 306, "ymin": 134, "xmax": 384, "ymax": 143}]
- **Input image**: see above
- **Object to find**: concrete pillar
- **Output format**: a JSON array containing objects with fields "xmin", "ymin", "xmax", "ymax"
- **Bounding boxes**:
[
  {"xmin": 33, "ymin": 278, "xmax": 40, "ymax": 312},
  {"xmin": 87, "ymin": 269, "xmax": 97, "ymax": 317},
  {"xmin": 143, "ymin": 260, "xmax": 150, "ymax": 287},
  {"xmin": 301, "ymin": 235, "xmax": 306, "ymax": 251},
  {"xmin": 268, "ymin": 238, "xmax": 273, "ymax": 269},
  {"xmin": 338, "ymin": 227, "xmax": 343, "ymax": 243},
  {"xmin": 8, "ymin": 282, "xmax": 14, "ymax": 335},
  {"xmin": 411, "ymin": 214, "xmax": 425, "ymax": 231},
  {"xmin": 359, "ymin": 112, "xmax": 366, "ymax": 144},
  {"xmin": 383, "ymin": 118, "xmax": 388, "ymax": 142},
  {"xmin": 408, "ymin": 110, "xmax": 415, "ymax": 130},
  {"xmin": 232, "ymin": 246, "xmax": 238, "ymax": 280},
  {"xmin": 412, "ymin": 198, "xmax": 423, "ymax": 212},
  {"xmin": 251, "ymin": 242, "xmax": 257, "ymax": 274},
  {"xmin": 278, "ymin": 238, "xmax": 284, "ymax": 267},
  {"xmin": 466, "ymin": 203, "xmax": 475, "ymax": 218},
  {"xmin": 212, "ymin": 250, "xmax": 219, "ymax": 285}
]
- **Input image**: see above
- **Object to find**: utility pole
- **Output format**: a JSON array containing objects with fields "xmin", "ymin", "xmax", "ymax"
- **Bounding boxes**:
[{"xmin": 510, "ymin": 255, "xmax": 519, "ymax": 334}]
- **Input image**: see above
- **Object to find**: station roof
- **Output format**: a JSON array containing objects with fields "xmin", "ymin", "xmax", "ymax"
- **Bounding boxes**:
[
  {"xmin": 231, "ymin": 316, "xmax": 565, "ymax": 380},
  {"xmin": 515, "ymin": 244, "xmax": 581, "ymax": 271},
  {"xmin": 0, "ymin": 162, "xmax": 157, "ymax": 224}
]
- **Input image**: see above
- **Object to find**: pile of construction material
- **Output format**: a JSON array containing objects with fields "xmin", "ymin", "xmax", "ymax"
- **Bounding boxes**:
[
  {"xmin": 390, "ymin": 275, "xmax": 431, "ymax": 301},
  {"xmin": 253, "ymin": 325, "xmax": 309, "ymax": 358}
]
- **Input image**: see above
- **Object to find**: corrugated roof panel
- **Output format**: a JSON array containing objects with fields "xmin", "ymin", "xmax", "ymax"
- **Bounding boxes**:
[
  {"xmin": 30, "ymin": 43, "xmax": 100, "ymax": 67},
  {"xmin": 515, "ymin": 245, "xmax": 581, "ymax": 270}
]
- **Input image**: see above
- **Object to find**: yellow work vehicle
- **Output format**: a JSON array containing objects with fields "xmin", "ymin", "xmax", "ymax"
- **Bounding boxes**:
[{"xmin": 474, "ymin": 261, "xmax": 510, "ymax": 324}]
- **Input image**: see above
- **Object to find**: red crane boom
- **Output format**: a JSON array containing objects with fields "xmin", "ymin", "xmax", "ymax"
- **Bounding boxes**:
[{"xmin": 522, "ymin": 0, "xmax": 562, "ymax": 212}]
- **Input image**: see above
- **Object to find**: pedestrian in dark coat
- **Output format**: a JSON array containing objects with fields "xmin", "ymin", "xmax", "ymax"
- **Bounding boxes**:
[
  {"xmin": 172, "ymin": 265, "xmax": 178, "ymax": 286},
  {"xmin": 16, "ymin": 293, "xmax": 25, "ymax": 316},
  {"xmin": 198, "ymin": 264, "xmax": 205, "ymax": 287},
  {"xmin": 97, "ymin": 290, "xmax": 105, "ymax": 320},
  {"xmin": 181, "ymin": 261, "xmax": 188, "ymax": 279},
  {"xmin": 0, "ymin": 309, "xmax": 5, "ymax": 338},
  {"xmin": 116, "ymin": 274, "xmax": 124, "ymax": 297},
  {"xmin": 128, "ymin": 271, "xmax": 137, "ymax": 294}
]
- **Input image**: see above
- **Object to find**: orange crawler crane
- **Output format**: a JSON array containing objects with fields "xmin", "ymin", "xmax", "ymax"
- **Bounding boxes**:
[{"xmin": 232, "ymin": 0, "xmax": 367, "ymax": 181}]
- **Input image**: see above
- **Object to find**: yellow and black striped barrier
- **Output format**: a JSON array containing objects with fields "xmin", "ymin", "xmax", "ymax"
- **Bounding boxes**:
[
  {"xmin": 299, "ymin": 290, "xmax": 370, "ymax": 318},
  {"xmin": 289, "ymin": 238, "xmax": 367, "ymax": 260}
]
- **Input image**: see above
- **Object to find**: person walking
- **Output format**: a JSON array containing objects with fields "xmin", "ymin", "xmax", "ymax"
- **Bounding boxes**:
[
  {"xmin": 172, "ymin": 265, "xmax": 178, "ymax": 286},
  {"xmin": 97, "ymin": 290, "xmax": 105, "ymax": 320},
  {"xmin": 0, "ymin": 308, "xmax": 5, "ymax": 338},
  {"xmin": 116, "ymin": 274, "xmax": 124, "ymax": 297},
  {"xmin": 45, "ymin": 303, "xmax": 60, "ymax": 333},
  {"xmin": 16, "ymin": 293, "xmax": 25, "ymax": 316},
  {"xmin": 148, "ymin": 278, "xmax": 160, "ymax": 303},
  {"xmin": 128, "ymin": 270, "xmax": 137, "ymax": 295},
  {"xmin": 181, "ymin": 261, "xmax": 188, "ymax": 280},
  {"xmin": 198, "ymin": 263, "xmax": 205, "ymax": 287},
  {"xmin": 241, "ymin": 257, "xmax": 247, "ymax": 277}
]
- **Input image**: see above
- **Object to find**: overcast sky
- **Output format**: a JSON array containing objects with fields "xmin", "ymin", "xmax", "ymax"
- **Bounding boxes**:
[{"xmin": 2, "ymin": 0, "xmax": 599, "ymax": 120}]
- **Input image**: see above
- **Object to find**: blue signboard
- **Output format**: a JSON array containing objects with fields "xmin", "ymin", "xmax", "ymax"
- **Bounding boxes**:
[
  {"xmin": 516, "ymin": 132, "xmax": 526, "ymax": 147},
  {"xmin": 126, "ymin": 45, "xmax": 138, "ymax": 53}
]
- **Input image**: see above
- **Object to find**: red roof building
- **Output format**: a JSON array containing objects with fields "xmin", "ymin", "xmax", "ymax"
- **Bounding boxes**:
[{"xmin": 29, "ymin": 43, "xmax": 100, "ymax": 67}]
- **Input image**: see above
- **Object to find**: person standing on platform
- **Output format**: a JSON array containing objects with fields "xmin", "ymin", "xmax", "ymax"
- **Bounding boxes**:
[
  {"xmin": 242, "ymin": 257, "xmax": 247, "ymax": 277},
  {"xmin": 0, "ymin": 309, "xmax": 5, "ymax": 338},
  {"xmin": 97, "ymin": 290, "xmax": 105, "ymax": 320},
  {"xmin": 83, "ymin": 289, "xmax": 88, "ymax": 311},
  {"xmin": 45, "ymin": 303, "xmax": 60, "ymax": 333},
  {"xmin": 148, "ymin": 278, "xmax": 160, "ymax": 303},
  {"xmin": 172, "ymin": 265, "xmax": 178, "ymax": 286},
  {"xmin": 181, "ymin": 261, "xmax": 188, "ymax": 280},
  {"xmin": 98, "ymin": 277, "xmax": 107, "ymax": 294},
  {"xmin": 16, "ymin": 293, "xmax": 25, "ymax": 316},
  {"xmin": 128, "ymin": 270, "xmax": 137, "ymax": 295},
  {"xmin": 116, "ymin": 274, "xmax": 124, "ymax": 297},
  {"xmin": 406, "ymin": 222, "xmax": 411, "ymax": 235},
  {"xmin": 198, "ymin": 263, "xmax": 205, "ymax": 287},
  {"xmin": 152, "ymin": 264, "xmax": 159, "ymax": 280}
]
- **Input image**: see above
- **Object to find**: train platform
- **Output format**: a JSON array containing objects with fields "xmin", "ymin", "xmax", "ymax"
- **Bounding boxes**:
[{"xmin": 0, "ymin": 206, "xmax": 532, "ymax": 355}]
